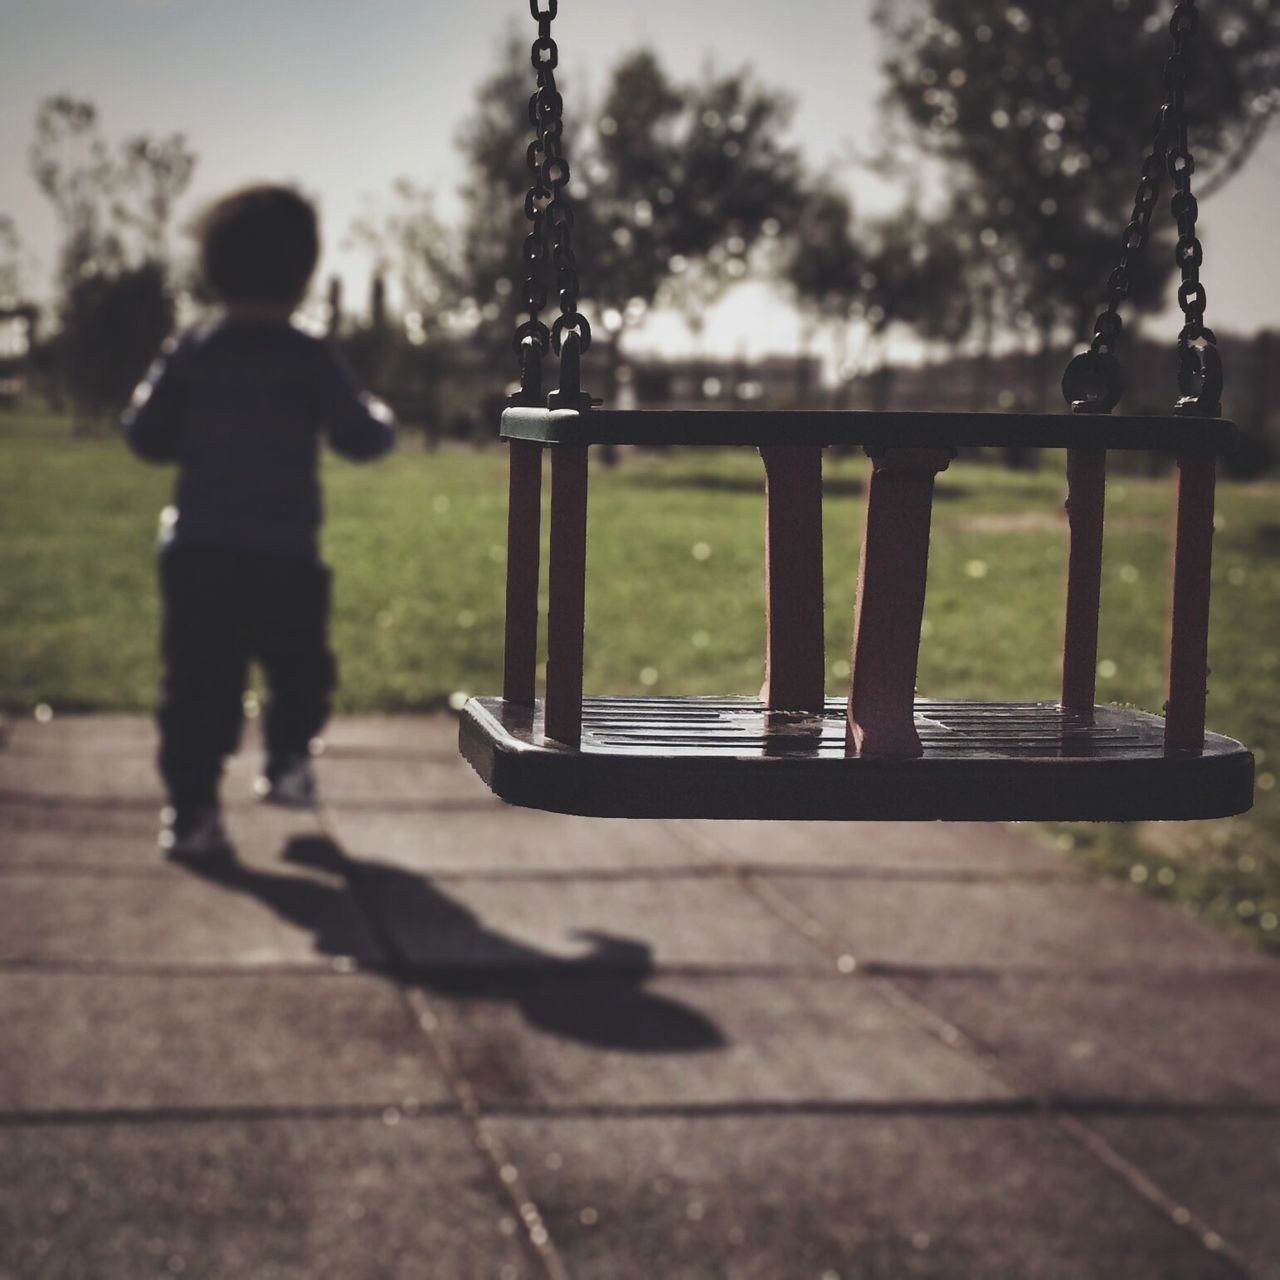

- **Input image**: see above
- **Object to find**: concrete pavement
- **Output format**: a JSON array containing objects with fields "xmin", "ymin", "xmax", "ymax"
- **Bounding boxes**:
[{"xmin": 0, "ymin": 713, "xmax": 1277, "ymax": 1279}]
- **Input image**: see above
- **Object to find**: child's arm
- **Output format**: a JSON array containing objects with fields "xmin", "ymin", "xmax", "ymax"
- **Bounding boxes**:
[
  {"xmin": 321, "ymin": 348, "xmax": 397, "ymax": 461},
  {"xmin": 120, "ymin": 338, "xmax": 187, "ymax": 463}
]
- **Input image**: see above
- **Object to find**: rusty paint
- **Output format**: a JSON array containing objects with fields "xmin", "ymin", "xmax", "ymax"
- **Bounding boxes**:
[
  {"xmin": 1166, "ymin": 454, "xmax": 1216, "ymax": 751},
  {"xmin": 846, "ymin": 448, "xmax": 953, "ymax": 758},
  {"xmin": 544, "ymin": 445, "xmax": 589, "ymax": 746},
  {"xmin": 502, "ymin": 440, "xmax": 543, "ymax": 704}
]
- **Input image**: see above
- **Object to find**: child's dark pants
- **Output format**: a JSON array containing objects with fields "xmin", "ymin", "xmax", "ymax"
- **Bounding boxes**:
[{"xmin": 158, "ymin": 546, "xmax": 336, "ymax": 808}]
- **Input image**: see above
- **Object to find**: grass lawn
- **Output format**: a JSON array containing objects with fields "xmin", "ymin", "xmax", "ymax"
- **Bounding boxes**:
[{"xmin": 2, "ymin": 409, "xmax": 1277, "ymax": 952}]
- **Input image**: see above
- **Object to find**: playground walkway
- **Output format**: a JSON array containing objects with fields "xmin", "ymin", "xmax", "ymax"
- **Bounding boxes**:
[{"xmin": 1, "ymin": 713, "xmax": 1277, "ymax": 1279}]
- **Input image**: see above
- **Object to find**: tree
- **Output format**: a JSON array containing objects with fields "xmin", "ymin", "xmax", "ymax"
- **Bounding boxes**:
[
  {"xmin": 873, "ymin": 0, "xmax": 1279, "ymax": 383},
  {"xmin": 343, "ymin": 181, "xmax": 461, "ymax": 440},
  {"xmin": 450, "ymin": 40, "xmax": 807, "ymax": 368},
  {"xmin": 0, "ymin": 215, "xmax": 23, "ymax": 305},
  {"xmin": 29, "ymin": 96, "xmax": 197, "ymax": 425},
  {"xmin": 453, "ymin": 36, "xmax": 539, "ymax": 361},
  {"xmin": 114, "ymin": 133, "xmax": 198, "ymax": 262},
  {"xmin": 347, "ymin": 178, "xmax": 457, "ymax": 334},
  {"xmin": 780, "ymin": 177, "xmax": 975, "ymax": 407},
  {"xmin": 60, "ymin": 262, "xmax": 172, "ymax": 423},
  {"xmin": 580, "ymin": 51, "xmax": 806, "ymax": 331},
  {"xmin": 29, "ymin": 97, "xmax": 121, "ymax": 284},
  {"xmin": 783, "ymin": 184, "xmax": 864, "ymax": 327}
]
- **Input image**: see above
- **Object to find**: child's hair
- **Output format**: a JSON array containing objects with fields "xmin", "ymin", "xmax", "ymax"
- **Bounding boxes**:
[{"xmin": 199, "ymin": 185, "xmax": 319, "ymax": 305}]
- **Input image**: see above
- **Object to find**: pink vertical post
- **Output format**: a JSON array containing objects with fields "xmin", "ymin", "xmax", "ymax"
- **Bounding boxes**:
[
  {"xmin": 544, "ymin": 445, "xmax": 589, "ymax": 747},
  {"xmin": 1061, "ymin": 448, "xmax": 1107, "ymax": 715},
  {"xmin": 846, "ymin": 448, "xmax": 953, "ymax": 758},
  {"xmin": 1165, "ymin": 453, "xmax": 1216, "ymax": 750},
  {"xmin": 760, "ymin": 445, "xmax": 826, "ymax": 712},
  {"xmin": 502, "ymin": 440, "xmax": 542, "ymax": 704}
]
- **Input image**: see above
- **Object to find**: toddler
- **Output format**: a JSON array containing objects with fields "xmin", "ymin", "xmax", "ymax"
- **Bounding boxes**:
[{"xmin": 122, "ymin": 185, "xmax": 395, "ymax": 858}]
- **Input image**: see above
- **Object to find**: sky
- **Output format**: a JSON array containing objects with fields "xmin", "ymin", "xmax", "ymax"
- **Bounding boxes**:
[{"xmin": 3, "ymin": 0, "xmax": 1278, "ymax": 360}]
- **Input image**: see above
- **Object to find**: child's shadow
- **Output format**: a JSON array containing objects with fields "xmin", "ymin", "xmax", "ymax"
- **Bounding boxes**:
[{"xmin": 177, "ymin": 835, "xmax": 725, "ymax": 1055}]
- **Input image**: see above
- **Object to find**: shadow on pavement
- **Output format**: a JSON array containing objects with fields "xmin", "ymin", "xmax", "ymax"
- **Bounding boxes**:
[{"xmin": 174, "ymin": 834, "xmax": 726, "ymax": 1055}]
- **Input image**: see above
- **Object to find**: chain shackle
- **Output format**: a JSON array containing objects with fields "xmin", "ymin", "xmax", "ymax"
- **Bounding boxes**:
[
  {"xmin": 1066, "ymin": 0, "xmax": 1222, "ymax": 417},
  {"xmin": 1063, "ymin": 350, "xmax": 1124, "ymax": 416}
]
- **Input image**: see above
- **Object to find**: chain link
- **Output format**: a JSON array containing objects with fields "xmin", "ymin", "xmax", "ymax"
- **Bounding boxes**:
[
  {"xmin": 1066, "ymin": 0, "xmax": 1222, "ymax": 416},
  {"xmin": 512, "ymin": 0, "xmax": 590, "ymax": 398},
  {"xmin": 1085, "ymin": 109, "xmax": 1168, "ymax": 361}
]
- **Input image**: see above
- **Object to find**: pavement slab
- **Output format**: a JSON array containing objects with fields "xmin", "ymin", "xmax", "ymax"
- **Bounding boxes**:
[
  {"xmin": 0, "ymin": 714, "xmax": 347, "ymax": 817},
  {"xmin": 0, "ymin": 860, "xmax": 386, "ymax": 969},
  {"xmin": 1, "ymin": 971, "xmax": 446, "ymax": 1112},
  {"xmin": 673, "ymin": 816, "xmax": 1079, "ymax": 876},
  {"xmin": 0, "ymin": 796, "xmax": 160, "ymax": 869},
  {"xmin": 313, "ymin": 747, "xmax": 496, "ymax": 808},
  {"xmin": 0, "ymin": 791, "xmax": 321, "ymax": 870},
  {"xmin": 431, "ymin": 972, "xmax": 1010, "ymax": 1110},
  {"xmin": 317, "ymin": 715, "xmax": 464, "ymax": 754},
  {"xmin": 490, "ymin": 1113, "xmax": 1241, "ymax": 1280},
  {"xmin": 895, "ymin": 968, "xmax": 1280, "ymax": 1104},
  {"xmin": 355, "ymin": 868, "xmax": 821, "ymax": 969},
  {"xmin": 4, "ymin": 712, "xmax": 1278, "ymax": 1279},
  {"xmin": 0, "ymin": 715, "xmax": 270, "ymax": 809},
  {"xmin": 0, "ymin": 1117, "xmax": 534, "ymax": 1280},
  {"xmin": 770, "ymin": 873, "xmax": 1249, "ymax": 972},
  {"xmin": 1088, "ymin": 1117, "xmax": 1280, "ymax": 1280},
  {"xmin": 327, "ymin": 806, "xmax": 709, "ymax": 875}
]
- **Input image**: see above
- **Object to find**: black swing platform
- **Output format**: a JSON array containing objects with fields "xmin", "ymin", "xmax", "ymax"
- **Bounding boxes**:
[
  {"xmin": 458, "ymin": 0, "xmax": 1254, "ymax": 824},
  {"xmin": 460, "ymin": 696, "xmax": 1252, "ymax": 823}
]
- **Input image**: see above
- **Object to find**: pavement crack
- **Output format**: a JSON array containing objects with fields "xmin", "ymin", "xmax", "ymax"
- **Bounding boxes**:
[
  {"xmin": 6, "ymin": 1096, "xmax": 1275, "ymax": 1132},
  {"xmin": 0, "ymin": 1102, "xmax": 454, "ymax": 1128},
  {"xmin": 314, "ymin": 805, "xmax": 571, "ymax": 1280}
]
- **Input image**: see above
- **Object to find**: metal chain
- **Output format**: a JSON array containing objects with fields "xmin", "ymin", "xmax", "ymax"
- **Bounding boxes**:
[
  {"xmin": 1085, "ymin": 108, "xmax": 1169, "ymax": 364},
  {"xmin": 1063, "ymin": 0, "xmax": 1222, "ymax": 416},
  {"xmin": 512, "ymin": 0, "xmax": 591, "ymax": 399},
  {"xmin": 1164, "ymin": 1, "xmax": 1222, "ymax": 415}
]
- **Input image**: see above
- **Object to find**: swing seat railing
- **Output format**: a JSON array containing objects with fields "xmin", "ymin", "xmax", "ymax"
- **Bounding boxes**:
[{"xmin": 457, "ymin": 404, "xmax": 1254, "ymax": 822}]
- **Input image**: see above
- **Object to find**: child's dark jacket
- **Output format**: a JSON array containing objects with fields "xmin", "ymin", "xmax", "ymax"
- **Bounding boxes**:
[{"xmin": 122, "ymin": 317, "xmax": 395, "ymax": 559}]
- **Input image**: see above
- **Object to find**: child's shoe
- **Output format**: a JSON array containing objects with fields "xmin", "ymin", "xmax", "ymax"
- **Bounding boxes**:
[
  {"xmin": 160, "ymin": 805, "xmax": 230, "ymax": 860},
  {"xmin": 254, "ymin": 754, "xmax": 317, "ymax": 808}
]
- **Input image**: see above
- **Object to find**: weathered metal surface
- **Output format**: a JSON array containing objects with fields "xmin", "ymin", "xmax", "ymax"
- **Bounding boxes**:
[
  {"xmin": 543, "ymin": 445, "xmax": 588, "ymax": 746},
  {"xmin": 499, "ymin": 407, "xmax": 1237, "ymax": 453},
  {"xmin": 1165, "ymin": 454, "xmax": 1216, "ymax": 750},
  {"xmin": 502, "ymin": 441, "xmax": 543, "ymax": 705}
]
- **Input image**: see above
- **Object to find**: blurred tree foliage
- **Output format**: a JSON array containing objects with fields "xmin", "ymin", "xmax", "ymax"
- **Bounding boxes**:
[
  {"xmin": 578, "ymin": 50, "xmax": 804, "ymax": 325},
  {"xmin": 30, "ymin": 97, "xmax": 120, "ymax": 286},
  {"xmin": 782, "ymin": 183, "xmax": 973, "ymax": 386},
  {"xmin": 448, "ymin": 40, "xmax": 803, "ymax": 361},
  {"xmin": 113, "ymin": 134, "xmax": 197, "ymax": 262},
  {"xmin": 59, "ymin": 263, "xmax": 172, "ymax": 424},
  {"xmin": 342, "ymin": 181, "xmax": 460, "ymax": 441},
  {"xmin": 347, "ymin": 178, "xmax": 457, "ymax": 335},
  {"xmin": 29, "ymin": 96, "xmax": 196, "ymax": 427},
  {"xmin": 782, "ymin": 184, "xmax": 864, "ymax": 327},
  {"xmin": 345, "ymin": 13, "xmax": 1276, "ymax": 426},
  {"xmin": 0, "ymin": 216, "xmax": 23, "ymax": 305},
  {"xmin": 873, "ymin": 0, "xmax": 1279, "ymax": 354}
]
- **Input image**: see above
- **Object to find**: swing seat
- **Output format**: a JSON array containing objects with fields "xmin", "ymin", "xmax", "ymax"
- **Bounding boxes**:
[
  {"xmin": 457, "ymin": 0, "xmax": 1256, "ymax": 824},
  {"xmin": 460, "ymin": 696, "xmax": 1253, "ymax": 821},
  {"xmin": 461, "ymin": 407, "xmax": 1252, "ymax": 823}
]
